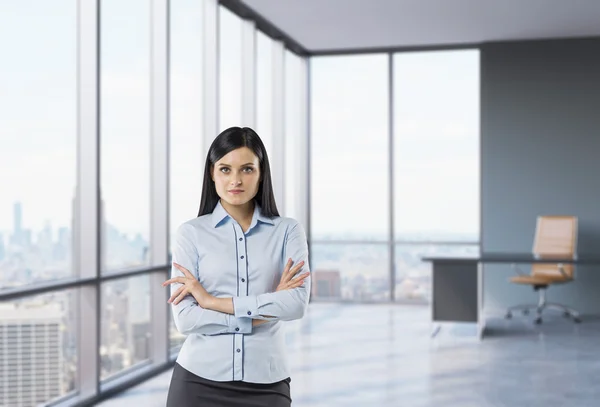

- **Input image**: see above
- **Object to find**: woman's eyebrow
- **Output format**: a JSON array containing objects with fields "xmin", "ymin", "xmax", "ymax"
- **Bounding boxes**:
[{"xmin": 217, "ymin": 162, "xmax": 255, "ymax": 167}]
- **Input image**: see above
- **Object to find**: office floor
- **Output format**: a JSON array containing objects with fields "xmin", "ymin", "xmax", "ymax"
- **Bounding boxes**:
[{"xmin": 97, "ymin": 303, "xmax": 600, "ymax": 407}]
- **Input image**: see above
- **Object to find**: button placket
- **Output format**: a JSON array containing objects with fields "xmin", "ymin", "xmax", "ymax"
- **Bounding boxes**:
[
  {"xmin": 233, "ymin": 223, "xmax": 247, "ymax": 380},
  {"xmin": 233, "ymin": 333, "xmax": 244, "ymax": 380},
  {"xmin": 236, "ymin": 225, "xmax": 249, "ymax": 295}
]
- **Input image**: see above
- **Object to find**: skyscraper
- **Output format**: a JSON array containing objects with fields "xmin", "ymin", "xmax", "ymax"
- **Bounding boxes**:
[{"xmin": 0, "ymin": 302, "xmax": 65, "ymax": 407}]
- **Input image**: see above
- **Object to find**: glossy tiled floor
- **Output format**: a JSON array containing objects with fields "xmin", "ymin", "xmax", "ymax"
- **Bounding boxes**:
[{"xmin": 98, "ymin": 303, "xmax": 600, "ymax": 407}]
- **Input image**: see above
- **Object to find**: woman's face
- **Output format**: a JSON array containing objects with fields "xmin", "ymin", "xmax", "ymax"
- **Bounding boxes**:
[{"xmin": 212, "ymin": 147, "xmax": 261, "ymax": 208}]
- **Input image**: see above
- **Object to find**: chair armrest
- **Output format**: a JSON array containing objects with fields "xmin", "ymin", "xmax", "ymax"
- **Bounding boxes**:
[
  {"xmin": 511, "ymin": 263, "xmax": 526, "ymax": 276},
  {"xmin": 557, "ymin": 263, "xmax": 570, "ymax": 279}
]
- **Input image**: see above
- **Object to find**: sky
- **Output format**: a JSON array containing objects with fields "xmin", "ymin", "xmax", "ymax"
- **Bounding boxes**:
[{"xmin": 0, "ymin": 0, "xmax": 479, "ymax": 242}]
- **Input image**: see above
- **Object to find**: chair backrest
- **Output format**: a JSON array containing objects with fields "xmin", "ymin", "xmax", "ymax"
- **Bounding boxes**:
[{"xmin": 531, "ymin": 216, "xmax": 578, "ymax": 279}]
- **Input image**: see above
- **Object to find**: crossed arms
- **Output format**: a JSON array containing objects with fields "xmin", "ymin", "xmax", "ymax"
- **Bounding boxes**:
[{"xmin": 165, "ymin": 222, "xmax": 310, "ymax": 336}]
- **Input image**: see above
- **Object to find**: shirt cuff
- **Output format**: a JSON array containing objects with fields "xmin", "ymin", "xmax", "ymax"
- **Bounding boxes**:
[
  {"xmin": 227, "ymin": 314, "xmax": 252, "ymax": 334},
  {"xmin": 233, "ymin": 296, "xmax": 259, "ymax": 319}
]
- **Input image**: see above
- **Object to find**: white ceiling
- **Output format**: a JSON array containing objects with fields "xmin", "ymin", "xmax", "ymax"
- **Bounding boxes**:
[{"xmin": 241, "ymin": 0, "xmax": 600, "ymax": 53}]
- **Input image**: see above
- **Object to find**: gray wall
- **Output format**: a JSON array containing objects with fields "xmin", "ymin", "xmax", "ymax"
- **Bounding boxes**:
[{"xmin": 481, "ymin": 38, "xmax": 600, "ymax": 315}]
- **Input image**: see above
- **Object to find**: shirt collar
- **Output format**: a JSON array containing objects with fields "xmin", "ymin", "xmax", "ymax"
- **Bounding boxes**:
[{"xmin": 211, "ymin": 200, "xmax": 274, "ymax": 229}]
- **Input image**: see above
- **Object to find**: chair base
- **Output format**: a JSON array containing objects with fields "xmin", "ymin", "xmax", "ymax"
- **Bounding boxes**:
[{"xmin": 505, "ymin": 286, "xmax": 581, "ymax": 324}]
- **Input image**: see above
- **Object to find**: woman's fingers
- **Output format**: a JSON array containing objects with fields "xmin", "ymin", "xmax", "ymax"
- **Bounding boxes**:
[
  {"xmin": 162, "ymin": 276, "xmax": 185, "ymax": 286},
  {"xmin": 290, "ymin": 261, "xmax": 305, "ymax": 275},
  {"xmin": 168, "ymin": 286, "xmax": 185, "ymax": 303},
  {"xmin": 281, "ymin": 260, "xmax": 305, "ymax": 284},
  {"xmin": 279, "ymin": 259, "xmax": 294, "ymax": 284},
  {"xmin": 282, "ymin": 258, "xmax": 293, "ymax": 277},
  {"xmin": 285, "ymin": 272, "xmax": 310, "ymax": 289},
  {"xmin": 284, "ymin": 261, "xmax": 305, "ymax": 283},
  {"xmin": 172, "ymin": 289, "xmax": 189, "ymax": 305}
]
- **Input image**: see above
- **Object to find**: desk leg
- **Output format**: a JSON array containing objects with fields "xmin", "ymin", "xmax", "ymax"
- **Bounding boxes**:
[
  {"xmin": 431, "ymin": 260, "xmax": 480, "ymax": 338},
  {"xmin": 477, "ymin": 261, "xmax": 484, "ymax": 340}
]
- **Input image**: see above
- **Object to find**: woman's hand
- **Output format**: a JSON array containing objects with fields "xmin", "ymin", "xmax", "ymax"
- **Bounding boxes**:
[
  {"xmin": 162, "ymin": 263, "xmax": 212, "ymax": 308},
  {"xmin": 252, "ymin": 259, "xmax": 309, "ymax": 327},
  {"xmin": 276, "ymin": 258, "xmax": 309, "ymax": 292}
]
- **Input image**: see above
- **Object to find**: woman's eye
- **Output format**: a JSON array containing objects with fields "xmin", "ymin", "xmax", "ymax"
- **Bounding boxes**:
[
  {"xmin": 220, "ymin": 168, "xmax": 230, "ymax": 173},
  {"xmin": 243, "ymin": 167, "xmax": 254, "ymax": 173}
]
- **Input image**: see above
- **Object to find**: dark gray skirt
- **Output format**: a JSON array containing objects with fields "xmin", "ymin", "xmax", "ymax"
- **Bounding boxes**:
[{"xmin": 166, "ymin": 363, "xmax": 292, "ymax": 407}]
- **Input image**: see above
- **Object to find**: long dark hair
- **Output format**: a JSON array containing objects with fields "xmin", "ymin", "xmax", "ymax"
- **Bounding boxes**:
[{"xmin": 197, "ymin": 127, "xmax": 280, "ymax": 217}]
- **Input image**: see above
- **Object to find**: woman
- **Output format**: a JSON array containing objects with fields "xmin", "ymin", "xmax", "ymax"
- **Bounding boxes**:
[{"xmin": 163, "ymin": 127, "xmax": 311, "ymax": 407}]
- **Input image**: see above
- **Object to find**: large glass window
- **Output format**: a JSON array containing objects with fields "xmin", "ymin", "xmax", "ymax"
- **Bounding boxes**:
[
  {"xmin": 393, "ymin": 50, "xmax": 479, "ymax": 241},
  {"xmin": 309, "ymin": 51, "xmax": 479, "ymax": 303},
  {"xmin": 218, "ymin": 6, "xmax": 243, "ymax": 131},
  {"xmin": 100, "ymin": 0, "xmax": 151, "ymax": 273},
  {"xmin": 310, "ymin": 55, "xmax": 390, "ymax": 300},
  {"xmin": 393, "ymin": 50, "xmax": 480, "ymax": 302},
  {"xmin": 168, "ymin": 0, "xmax": 203, "ymax": 353},
  {"xmin": 0, "ymin": 1, "xmax": 77, "ymax": 289},
  {"xmin": 310, "ymin": 55, "xmax": 389, "ymax": 241}
]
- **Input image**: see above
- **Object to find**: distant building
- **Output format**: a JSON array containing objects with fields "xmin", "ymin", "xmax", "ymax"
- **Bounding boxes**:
[
  {"xmin": 311, "ymin": 270, "xmax": 341, "ymax": 299},
  {"xmin": 0, "ymin": 302, "xmax": 64, "ymax": 407}
]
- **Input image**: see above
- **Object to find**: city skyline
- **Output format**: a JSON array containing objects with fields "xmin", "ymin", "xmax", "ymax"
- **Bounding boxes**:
[
  {"xmin": 0, "ymin": 200, "xmax": 150, "ymax": 290},
  {"xmin": 0, "ymin": 199, "xmax": 478, "ymax": 249}
]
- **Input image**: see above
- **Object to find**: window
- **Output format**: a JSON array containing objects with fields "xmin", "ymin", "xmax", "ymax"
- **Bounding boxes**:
[
  {"xmin": 309, "ymin": 51, "xmax": 479, "ymax": 303},
  {"xmin": 393, "ymin": 50, "xmax": 480, "ymax": 241},
  {"xmin": 100, "ymin": 0, "xmax": 151, "ymax": 273},
  {"xmin": 284, "ymin": 51, "xmax": 305, "ymax": 220},
  {"xmin": 0, "ymin": 1, "xmax": 77, "ymax": 289},
  {"xmin": 310, "ymin": 55, "xmax": 390, "ymax": 300},
  {"xmin": 169, "ymin": 0, "xmax": 204, "ymax": 353},
  {"xmin": 256, "ymin": 30, "xmax": 274, "ymax": 158},
  {"xmin": 393, "ymin": 50, "xmax": 480, "ymax": 302},
  {"xmin": 310, "ymin": 55, "xmax": 389, "ymax": 241},
  {"xmin": 218, "ymin": 6, "xmax": 243, "ymax": 131}
]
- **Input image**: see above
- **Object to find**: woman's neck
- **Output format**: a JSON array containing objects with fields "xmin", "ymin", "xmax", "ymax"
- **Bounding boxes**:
[{"xmin": 221, "ymin": 199, "xmax": 254, "ymax": 229}]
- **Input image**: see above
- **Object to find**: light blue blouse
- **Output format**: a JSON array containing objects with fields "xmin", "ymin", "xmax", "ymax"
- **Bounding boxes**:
[{"xmin": 170, "ymin": 200, "xmax": 311, "ymax": 383}]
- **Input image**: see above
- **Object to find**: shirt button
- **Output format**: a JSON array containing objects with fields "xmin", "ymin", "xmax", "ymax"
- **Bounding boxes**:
[
  {"xmin": 247, "ymin": 311, "xmax": 252, "ymax": 315},
  {"xmin": 236, "ymin": 349, "xmax": 241, "ymax": 353},
  {"xmin": 240, "ymin": 255, "xmax": 244, "ymax": 259},
  {"xmin": 239, "ymin": 237, "xmax": 243, "ymax": 241},
  {"xmin": 235, "ymin": 328, "xmax": 239, "ymax": 332},
  {"xmin": 241, "ymin": 278, "xmax": 245, "ymax": 282}
]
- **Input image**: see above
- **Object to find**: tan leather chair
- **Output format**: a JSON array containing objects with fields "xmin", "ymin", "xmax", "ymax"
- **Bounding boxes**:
[{"xmin": 505, "ymin": 216, "xmax": 580, "ymax": 324}]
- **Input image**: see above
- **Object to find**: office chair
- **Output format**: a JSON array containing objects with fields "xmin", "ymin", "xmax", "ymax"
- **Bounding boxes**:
[{"xmin": 505, "ymin": 216, "xmax": 580, "ymax": 324}]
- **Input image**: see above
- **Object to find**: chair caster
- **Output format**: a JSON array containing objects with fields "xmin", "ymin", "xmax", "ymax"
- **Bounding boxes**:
[
  {"xmin": 505, "ymin": 312, "xmax": 512, "ymax": 319},
  {"xmin": 534, "ymin": 317, "xmax": 542, "ymax": 324},
  {"xmin": 564, "ymin": 311, "xmax": 571, "ymax": 318},
  {"xmin": 574, "ymin": 317, "xmax": 582, "ymax": 323},
  {"xmin": 522, "ymin": 309, "xmax": 529, "ymax": 315}
]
